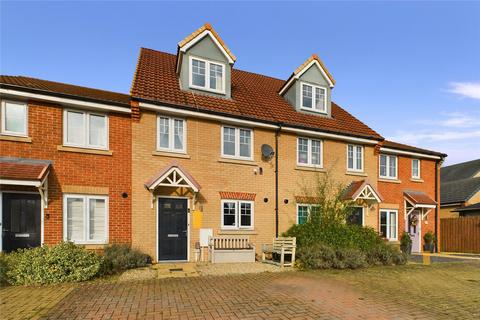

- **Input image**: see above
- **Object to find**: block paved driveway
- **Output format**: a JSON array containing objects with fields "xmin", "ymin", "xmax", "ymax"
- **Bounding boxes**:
[{"xmin": 1, "ymin": 262, "xmax": 479, "ymax": 319}]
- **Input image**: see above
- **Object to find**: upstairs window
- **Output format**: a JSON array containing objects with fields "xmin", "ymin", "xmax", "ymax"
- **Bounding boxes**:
[
  {"xmin": 380, "ymin": 154, "xmax": 398, "ymax": 179},
  {"xmin": 412, "ymin": 159, "xmax": 421, "ymax": 179},
  {"xmin": 297, "ymin": 137, "xmax": 323, "ymax": 167},
  {"xmin": 221, "ymin": 126, "xmax": 252, "ymax": 160},
  {"xmin": 64, "ymin": 109, "xmax": 108, "ymax": 149},
  {"xmin": 347, "ymin": 144, "xmax": 363, "ymax": 172},
  {"xmin": 301, "ymin": 83, "xmax": 327, "ymax": 113},
  {"xmin": 157, "ymin": 116, "xmax": 186, "ymax": 153},
  {"xmin": 190, "ymin": 57, "xmax": 225, "ymax": 93},
  {"xmin": 1, "ymin": 100, "xmax": 27, "ymax": 136},
  {"xmin": 221, "ymin": 200, "xmax": 254, "ymax": 229}
]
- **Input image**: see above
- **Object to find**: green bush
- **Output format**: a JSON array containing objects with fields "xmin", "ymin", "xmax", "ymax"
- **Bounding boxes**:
[
  {"xmin": 297, "ymin": 244, "xmax": 368, "ymax": 270},
  {"xmin": 6, "ymin": 242, "xmax": 101, "ymax": 285},
  {"xmin": 400, "ymin": 232, "xmax": 412, "ymax": 254},
  {"xmin": 423, "ymin": 231, "xmax": 435, "ymax": 244},
  {"xmin": 0, "ymin": 253, "xmax": 9, "ymax": 285},
  {"xmin": 99, "ymin": 244, "xmax": 151, "ymax": 275}
]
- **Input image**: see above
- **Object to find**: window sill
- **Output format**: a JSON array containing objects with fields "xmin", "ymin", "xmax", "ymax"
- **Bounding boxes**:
[
  {"xmin": 346, "ymin": 171, "xmax": 367, "ymax": 177},
  {"xmin": 218, "ymin": 229, "xmax": 258, "ymax": 235},
  {"xmin": 410, "ymin": 178, "xmax": 424, "ymax": 183},
  {"xmin": 300, "ymin": 107, "xmax": 328, "ymax": 115},
  {"xmin": 152, "ymin": 150, "xmax": 190, "ymax": 159},
  {"xmin": 378, "ymin": 178, "xmax": 401, "ymax": 184},
  {"xmin": 218, "ymin": 158, "xmax": 257, "ymax": 166},
  {"xmin": 57, "ymin": 145, "xmax": 113, "ymax": 156},
  {"xmin": 295, "ymin": 165, "xmax": 326, "ymax": 172},
  {"xmin": 0, "ymin": 135, "xmax": 32, "ymax": 143}
]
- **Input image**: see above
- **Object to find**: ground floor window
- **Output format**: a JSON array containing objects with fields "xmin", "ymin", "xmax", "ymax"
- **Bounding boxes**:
[
  {"xmin": 221, "ymin": 200, "xmax": 254, "ymax": 229},
  {"xmin": 296, "ymin": 204, "xmax": 321, "ymax": 224},
  {"xmin": 63, "ymin": 194, "xmax": 108, "ymax": 244},
  {"xmin": 347, "ymin": 206, "xmax": 364, "ymax": 226},
  {"xmin": 380, "ymin": 209, "xmax": 397, "ymax": 240}
]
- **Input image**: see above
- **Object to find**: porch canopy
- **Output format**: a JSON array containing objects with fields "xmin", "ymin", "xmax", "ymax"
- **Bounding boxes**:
[
  {"xmin": 404, "ymin": 190, "xmax": 437, "ymax": 219},
  {"xmin": 342, "ymin": 180, "xmax": 383, "ymax": 204},
  {"xmin": 0, "ymin": 157, "xmax": 51, "ymax": 208},
  {"xmin": 144, "ymin": 161, "xmax": 201, "ymax": 208}
]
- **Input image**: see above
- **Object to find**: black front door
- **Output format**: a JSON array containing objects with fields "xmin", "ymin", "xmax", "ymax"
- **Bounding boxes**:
[
  {"xmin": 2, "ymin": 193, "xmax": 41, "ymax": 252},
  {"xmin": 158, "ymin": 198, "xmax": 188, "ymax": 261}
]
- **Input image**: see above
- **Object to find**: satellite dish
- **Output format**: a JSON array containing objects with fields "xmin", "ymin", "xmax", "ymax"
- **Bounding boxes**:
[{"xmin": 261, "ymin": 144, "xmax": 275, "ymax": 160}]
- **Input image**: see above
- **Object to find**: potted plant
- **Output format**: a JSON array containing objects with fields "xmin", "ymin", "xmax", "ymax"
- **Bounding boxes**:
[
  {"xmin": 423, "ymin": 231, "xmax": 435, "ymax": 253},
  {"xmin": 400, "ymin": 232, "xmax": 412, "ymax": 255}
]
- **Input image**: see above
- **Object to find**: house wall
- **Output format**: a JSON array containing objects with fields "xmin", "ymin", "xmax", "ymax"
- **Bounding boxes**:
[
  {"xmin": 378, "ymin": 156, "xmax": 438, "ymax": 248},
  {"xmin": 0, "ymin": 99, "xmax": 132, "ymax": 247},
  {"xmin": 131, "ymin": 107, "xmax": 380, "ymax": 260}
]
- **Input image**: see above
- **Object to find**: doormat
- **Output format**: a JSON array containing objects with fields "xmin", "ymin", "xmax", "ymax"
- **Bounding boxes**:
[{"xmin": 169, "ymin": 268, "xmax": 184, "ymax": 272}]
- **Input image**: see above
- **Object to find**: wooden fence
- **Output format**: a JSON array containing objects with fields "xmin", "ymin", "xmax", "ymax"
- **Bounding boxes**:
[{"xmin": 440, "ymin": 217, "xmax": 480, "ymax": 253}]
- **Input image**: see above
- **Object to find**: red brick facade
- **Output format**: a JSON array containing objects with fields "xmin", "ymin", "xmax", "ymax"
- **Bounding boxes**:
[{"xmin": 0, "ymin": 100, "xmax": 131, "ymax": 245}]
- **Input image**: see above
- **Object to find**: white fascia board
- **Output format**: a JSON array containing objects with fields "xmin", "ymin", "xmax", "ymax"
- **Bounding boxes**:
[
  {"xmin": 279, "ymin": 60, "xmax": 334, "ymax": 96},
  {"xmin": 415, "ymin": 204, "xmax": 437, "ymax": 209},
  {"xmin": 0, "ymin": 88, "xmax": 131, "ymax": 114},
  {"xmin": 139, "ymin": 102, "xmax": 380, "ymax": 144},
  {"xmin": 379, "ymin": 147, "xmax": 441, "ymax": 160},
  {"xmin": 0, "ymin": 179, "xmax": 41, "ymax": 187},
  {"xmin": 179, "ymin": 30, "xmax": 234, "ymax": 64}
]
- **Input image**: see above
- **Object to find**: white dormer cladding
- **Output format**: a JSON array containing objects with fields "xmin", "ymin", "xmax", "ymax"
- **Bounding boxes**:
[
  {"xmin": 280, "ymin": 55, "xmax": 335, "ymax": 117},
  {"xmin": 176, "ymin": 24, "xmax": 235, "ymax": 98}
]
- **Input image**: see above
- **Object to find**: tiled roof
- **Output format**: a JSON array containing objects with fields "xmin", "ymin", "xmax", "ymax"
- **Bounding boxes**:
[
  {"xmin": 178, "ymin": 23, "xmax": 236, "ymax": 62},
  {"xmin": 441, "ymin": 177, "xmax": 480, "ymax": 204},
  {"xmin": 0, "ymin": 158, "xmax": 51, "ymax": 181},
  {"xmin": 453, "ymin": 202, "xmax": 480, "ymax": 212},
  {"xmin": 341, "ymin": 180, "xmax": 383, "ymax": 202},
  {"xmin": 144, "ymin": 161, "xmax": 201, "ymax": 191},
  {"xmin": 382, "ymin": 140, "xmax": 446, "ymax": 157},
  {"xmin": 219, "ymin": 192, "xmax": 256, "ymax": 201},
  {"xmin": 441, "ymin": 159, "xmax": 480, "ymax": 183},
  {"xmin": 0, "ymin": 75, "xmax": 130, "ymax": 107},
  {"xmin": 131, "ymin": 48, "xmax": 383, "ymax": 140},
  {"xmin": 404, "ymin": 190, "xmax": 437, "ymax": 206}
]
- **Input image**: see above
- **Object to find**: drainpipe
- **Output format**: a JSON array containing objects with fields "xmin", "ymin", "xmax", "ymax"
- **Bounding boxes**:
[
  {"xmin": 435, "ymin": 160, "xmax": 439, "ymax": 253},
  {"xmin": 275, "ymin": 125, "xmax": 282, "ymax": 237}
]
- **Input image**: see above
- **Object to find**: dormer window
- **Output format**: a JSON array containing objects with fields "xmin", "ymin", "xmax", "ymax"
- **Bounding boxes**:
[
  {"xmin": 301, "ymin": 82, "xmax": 326, "ymax": 113},
  {"xmin": 189, "ymin": 56, "xmax": 225, "ymax": 94}
]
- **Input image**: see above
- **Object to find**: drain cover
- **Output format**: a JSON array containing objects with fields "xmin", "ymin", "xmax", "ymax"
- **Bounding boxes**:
[{"xmin": 169, "ymin": 268, "xmax": 183, "ymax": 272}]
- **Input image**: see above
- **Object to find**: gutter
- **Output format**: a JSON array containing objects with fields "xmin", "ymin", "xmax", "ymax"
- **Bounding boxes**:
[{"xmin": 275, "ymin": 124, "xmax": 282, "ymax": 237}]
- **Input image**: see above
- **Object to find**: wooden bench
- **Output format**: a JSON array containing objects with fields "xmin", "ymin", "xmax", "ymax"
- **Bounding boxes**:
[
  {"xmin": 208, "ymin": 235, "xmax": 255, "ymax": 263},
  {"xmin": 262, "ymin": 237, "xmax": 296, "ymax": 267}
]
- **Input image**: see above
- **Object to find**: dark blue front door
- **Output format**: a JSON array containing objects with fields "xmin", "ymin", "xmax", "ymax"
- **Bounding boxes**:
[{"xmin": 158, "ymin": 198, "xmax": 188, "ymax": 261}]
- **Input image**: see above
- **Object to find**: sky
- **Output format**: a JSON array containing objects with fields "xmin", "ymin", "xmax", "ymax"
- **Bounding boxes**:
[{"xmin": 1, "ymin": 1, "xmax": 479, "ymax": 165}]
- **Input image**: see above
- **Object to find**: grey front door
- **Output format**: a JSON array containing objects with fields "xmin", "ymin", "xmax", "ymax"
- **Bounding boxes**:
[
  {"xmin": 158, "ymin": 198, "xmax": 188, "ymax": 261},
  {"xmin": 2, "ymin": 193, "xmax": 41, "ymax": 252}
]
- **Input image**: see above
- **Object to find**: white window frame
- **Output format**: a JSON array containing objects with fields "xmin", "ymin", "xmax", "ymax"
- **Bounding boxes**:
[
  {"xmin": 221, "ymin": 125, "xmax": 254, "ymax": 160},
  {"xmin": 379, "ymin": 154, "xmax": 398, "ymax": 179},
  {"xmin": 300, "ymin": 82, "xmax": 327, "ymax": 114},
  {"xmin": 63, "ymin": 109, "xmax": 109, "ymax": 150},
  {"xmin": 63, "ymin": 194, "xmax": 109, "ymax": 244},
  {"xmin": 189, "ymin": 56, "xmax": 226, "ymax": 94},
  {"xmin": 348, "ymin": 206, "xmax": 365, "ymax": 226},
  {"xmin": 296, "ymin": 203, "xmax": 321, "ymax": 224},
  {"xmin": 346, "ymin": 144, "xmax": 364, "ymax": 172},
  {"xmin": 297, "ymin": 137, "xmax": 323, "ymax": 168},
  {"xmin": 156, "ymin": 115, "xmax": 187, "ymax": 153},
  {"xmin": 412, "ymin": 159, "xmax": 421, "ymax": 179},
  {"xmin": 220, "ymin": 199, "xmax": 254, "ymax": 230},
  {"xmin": 1, "ymin": 100, "xmax": 28, "ymax": 137},
  {"xmin": 379, "ymin": 209, "xmax": 398, "ymax": 241}
]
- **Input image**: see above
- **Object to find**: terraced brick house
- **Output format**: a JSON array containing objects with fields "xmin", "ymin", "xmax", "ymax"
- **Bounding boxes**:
[{"xmin": 0, "ymin": 23, "xmax": 446, "ymax": 259}]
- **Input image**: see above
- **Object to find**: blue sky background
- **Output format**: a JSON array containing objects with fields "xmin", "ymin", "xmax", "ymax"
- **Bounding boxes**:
[{"xmin": 1, "ymin": 1, "xmax": 479, "ymax": 165}]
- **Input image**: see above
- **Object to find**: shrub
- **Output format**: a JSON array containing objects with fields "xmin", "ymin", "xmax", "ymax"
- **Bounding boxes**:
[
  {"xmin": 400, "ymin": 232, "xmax": 412, "ymax": 254},
  {"xmin": 99, "ymin": 244, "xmax": 151, "ymax": 275},
  {"xmin": 0, "ymin": 253, "xmax": 9, "ymax": 286},
  {"xmin": 423, "ymin": 231, "xmax": 435, "ymax": 244},
  {"xmin": 6, "ymin": 242, "xmax": 101, "ymax": 285},
  {"xmin": 297, "ymin": 244, "xmax": 367, "ymax": 270}
]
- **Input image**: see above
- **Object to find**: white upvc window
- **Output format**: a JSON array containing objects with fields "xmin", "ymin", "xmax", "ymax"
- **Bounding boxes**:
[
  {"xmin": 157, "ymin": 115, "xmax": 186, "ymax": 153},
  {"xmin": 189, "ymin": 56, "xmax": 226, "ymax": 94},
  {"xmin": 379, "ymin": 154, "xmax": 398, "ymax": 179},
  {"xmin": 1, "ymin": 100, "xmax": 28, "ymax": 136},
  {"xmin": 347, "ymin": 144, "xmax": 364, "ymax": 172},
  {"xmin": 221, "ymin": 126, "xmax": 253, "ymax": 160},
  {"xmin": 221, "ymin": 200, "xmax": 254, "ymax": 230},
  {"xmin": 63, "ymin": 194, "xmax": 108, "ymax": 244},
  {"xmin": 296, "ymin": 204, "xmax": 321, "ymax": 225},
  {"xmin": 300, "ymin": 82, "xmax": 327, "ymax": 113},
  {"xmin": 379, "ymin": 209, "xmax": 398, "ymax": 240},
  {"xmin": 297, "ymin": 137, "xmax": 323, "ymax": 167},
  {"xmin": 63, "ymin": 109, "xmax": 108, "ymax": 149},
  {"xmin": 412, "ymin": 159, "xmax": 421, "ymax": 179}
]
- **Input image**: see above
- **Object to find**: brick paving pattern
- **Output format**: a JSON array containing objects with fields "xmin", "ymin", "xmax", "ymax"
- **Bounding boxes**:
[{"xmin": 1, "ymin": 263, "xmax": 479, "ymax": 319}]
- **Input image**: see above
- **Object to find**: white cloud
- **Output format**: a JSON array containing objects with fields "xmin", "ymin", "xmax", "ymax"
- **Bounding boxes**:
[
  {"xmin": 448, "ymin": 82, "xmax": 480, "ymax": 100},
  {"xmin": 388, "ymin": 130, "xmax": 480, "ymax": 145},
  {"xmin": 415, "ymin": 111, "xmax": 480, "ymax": 128}
]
